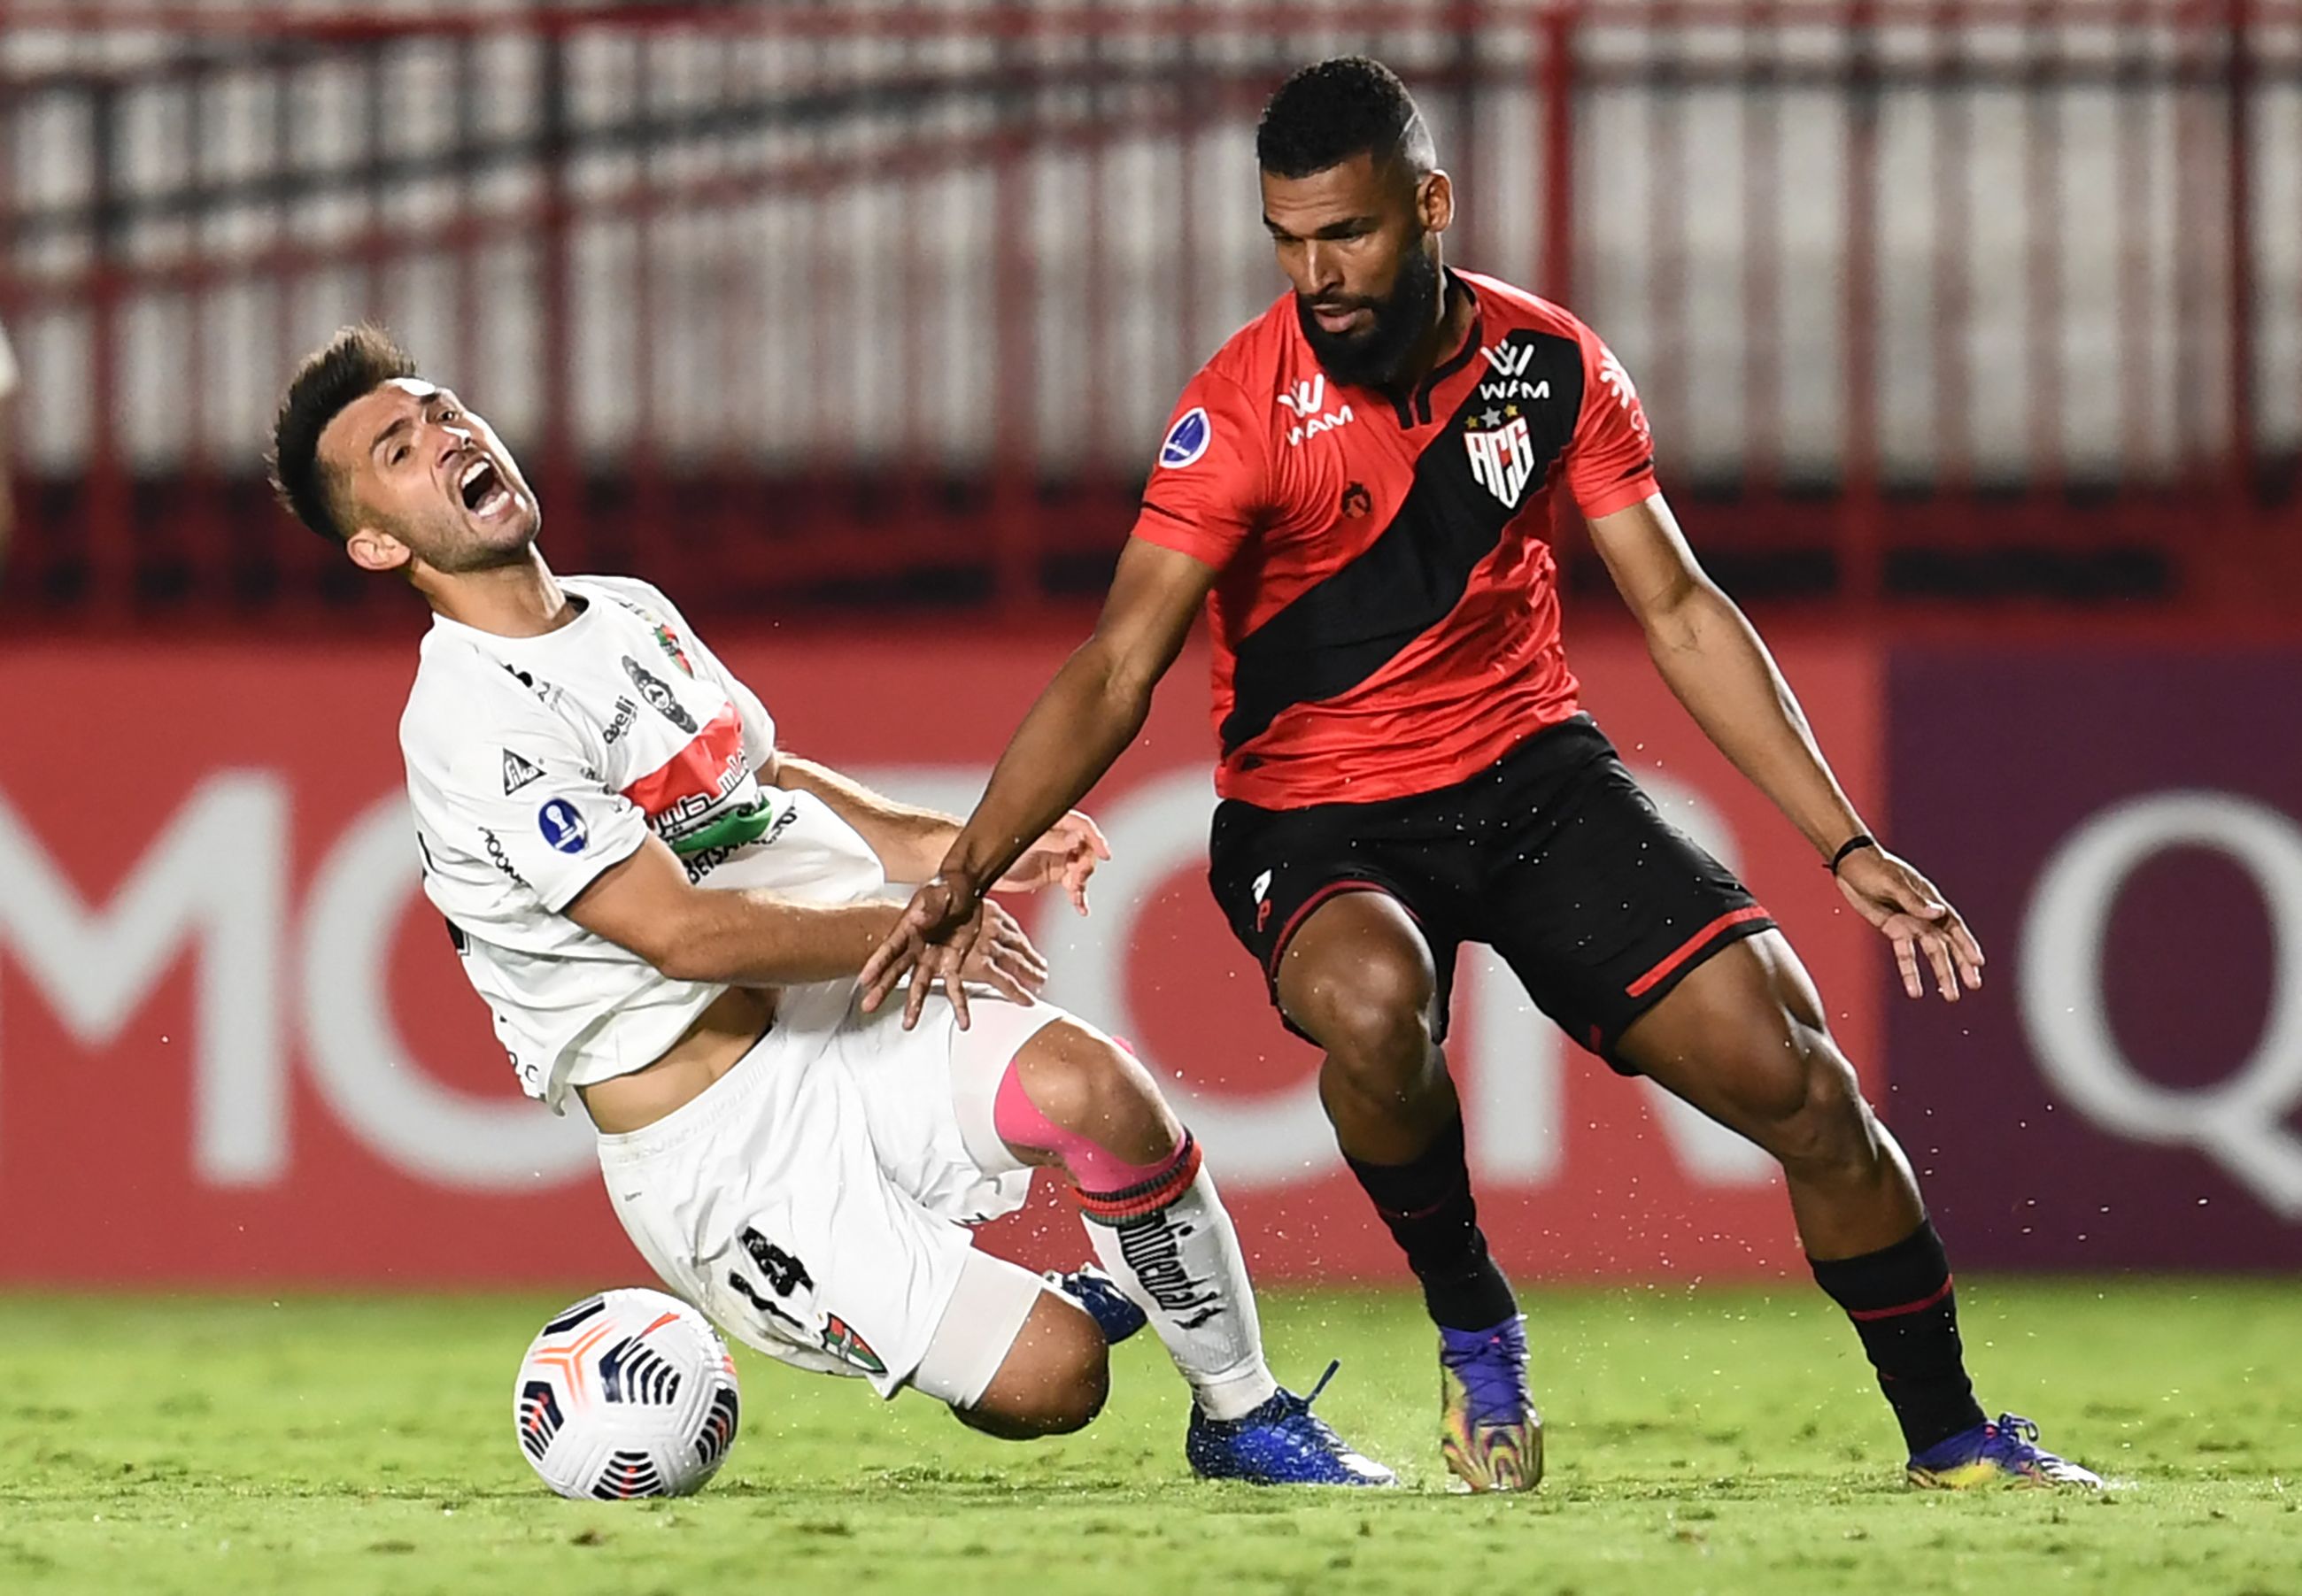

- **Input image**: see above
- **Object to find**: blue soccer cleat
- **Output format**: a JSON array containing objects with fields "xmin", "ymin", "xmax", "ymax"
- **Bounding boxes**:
[
  {"xmin": 1439, "ymin": 1315, "xmax": 1541, "ymax": 1492},
  {"xmin": 1186, "ymin": 1361, "xmax": 1397, "ymax": 1486},
  {"xmin": 1906, "ymin": 1413, "xmax": 2104, "ymax": 1490},
  {"xmin": 1047, "ymin": 1265, "xmax": 1147, "ymax": 1345}
]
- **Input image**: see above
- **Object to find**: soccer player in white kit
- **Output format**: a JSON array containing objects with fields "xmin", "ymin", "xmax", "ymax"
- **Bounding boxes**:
[{"xmin": 266, "ymin": 325, "xmax": 1391, "ymax": 1484}]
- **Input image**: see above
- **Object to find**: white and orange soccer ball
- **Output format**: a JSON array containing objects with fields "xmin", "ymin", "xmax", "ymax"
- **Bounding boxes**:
[{"xmin": 513, "ymin": 1287, "xmax": 741, "ymax": 1500}]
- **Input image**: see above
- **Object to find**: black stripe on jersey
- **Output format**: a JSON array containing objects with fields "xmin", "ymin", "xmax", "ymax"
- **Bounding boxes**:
[{"xmin": 1219, "ymin": 328, "xmax": 1586, "ymax": 757}]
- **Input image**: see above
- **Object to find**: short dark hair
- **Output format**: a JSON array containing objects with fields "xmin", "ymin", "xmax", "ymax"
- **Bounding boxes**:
[
  {"xmin": 267, "ymin": 323, "xmax": 418, "ymax": 542},
  {"xmin": 1255, "ymin": 56, "xmax": 1434, "ymax": 181}
]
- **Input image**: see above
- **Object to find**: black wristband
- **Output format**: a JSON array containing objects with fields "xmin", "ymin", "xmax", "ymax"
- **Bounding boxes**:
[{"xmin": 1828, "ymin": 834, "xmax": 1879, "ymax": 874}]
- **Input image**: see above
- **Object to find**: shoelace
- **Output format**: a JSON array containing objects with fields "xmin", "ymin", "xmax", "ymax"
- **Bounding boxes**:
[
  {"xmin": 1993, "ymin": 1413, "xmax": 2043, "ymax": 1449},
  {"xmin": 1275, "ymin": 1360, "xmax": 1351, "ymax": 1453},
  {"xmin": 1441, "ymin": 1330, "xmax": 1528, "ymax": 1423}
]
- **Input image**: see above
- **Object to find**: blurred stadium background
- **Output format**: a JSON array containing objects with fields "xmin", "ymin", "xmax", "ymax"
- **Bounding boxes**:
[{"xmin": 2, "ymin": 0, "xmax": 2299, "ymax": 1422}]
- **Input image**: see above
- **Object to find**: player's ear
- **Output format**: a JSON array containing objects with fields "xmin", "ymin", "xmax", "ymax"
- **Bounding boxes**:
[
  {"xmin": 1417, "ymin": 168, "xmax": 1454, "ymax": 237},
  {"xmin": 344, "ymin": 522, "xmax": 411, "ymax": 574}
]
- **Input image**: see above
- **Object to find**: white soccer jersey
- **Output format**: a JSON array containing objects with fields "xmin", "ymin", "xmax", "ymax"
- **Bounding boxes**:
[{"xmin": 398, "ymin": 574, "xmax": 885, "ymax": 1109}]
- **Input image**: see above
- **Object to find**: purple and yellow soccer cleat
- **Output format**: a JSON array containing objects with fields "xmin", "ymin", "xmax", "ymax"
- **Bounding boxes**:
[
  {"xmin": 1906, "ymin": 1413, "xmax": 2104, "ymax": 1490},
  {"xmin": 1186, "ymin": 1361, "xmax": 1398, "ymax": 1486},
  {"xmin": 1439, "ymin": 1315, "xmax": 1541, "ymax": 1492}
]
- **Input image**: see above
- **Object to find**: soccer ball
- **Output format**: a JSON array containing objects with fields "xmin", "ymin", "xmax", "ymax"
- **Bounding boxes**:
[{"xmin": 513, "ymin": 1287, "xmax": 741, "ymax": 1500}]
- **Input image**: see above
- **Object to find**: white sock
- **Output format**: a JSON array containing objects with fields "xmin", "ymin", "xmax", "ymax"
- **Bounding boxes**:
[{"xmin": 1081, "ymin": 1160, "xmax": 1279, "ymax": 1422}]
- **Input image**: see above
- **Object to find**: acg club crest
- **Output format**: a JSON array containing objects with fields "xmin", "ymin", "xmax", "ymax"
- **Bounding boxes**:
[{"xmin": 1463, "ymin": 411, "xmax": 1537, "ymax": 508}]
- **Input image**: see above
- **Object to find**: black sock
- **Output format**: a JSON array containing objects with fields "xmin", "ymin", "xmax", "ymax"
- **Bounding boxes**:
[
  {"xmin": 1809, "ymin": 1219, "xmax": 1988, "ymax": 1455},
  {"xmin": 1343, "ymin": 1114, "xmax": 1517, "ymax": 1332}
]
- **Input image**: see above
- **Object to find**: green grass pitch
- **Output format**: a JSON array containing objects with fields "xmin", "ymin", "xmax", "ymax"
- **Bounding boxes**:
[{"xmin": 3, "ymin": 1280, "xmax": 2296, "ymax": 1595}]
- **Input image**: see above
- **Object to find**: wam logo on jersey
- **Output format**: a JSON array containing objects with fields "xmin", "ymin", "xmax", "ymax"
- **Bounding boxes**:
[
  {"xmin": 1275, "ymin": 374, "xmax": 1356, "ymax": 446},
  {"xmin": 537, "ymin": 798, "xmax": 589, "ymax": 855},
  {"xmin": 1159, "ymin": 407, "xmax": 1211, "ymax": 469},
  {"xmin": 1464, "ymin": 413, "xmax": 1538, "ymax": 508},
  {"xmin": 1478, "ymin": 340, "xmax": 1552, "ymax": 405},
  {"xmin": 1275, "ymin": 376, "xmax": 1324, "ymax": 418}
]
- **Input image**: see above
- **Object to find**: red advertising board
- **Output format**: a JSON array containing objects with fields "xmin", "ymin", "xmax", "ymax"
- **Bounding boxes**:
[
  {"xmin": 1887, "ymin": 647, "xmax": 2302, "ymax": 1270},
  {"xmin": 0, "ymin": 625, "xmax": 1880, "ymax": 1286}
]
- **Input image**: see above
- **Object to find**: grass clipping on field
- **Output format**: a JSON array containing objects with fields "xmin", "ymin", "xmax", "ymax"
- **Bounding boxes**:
[{"xmin": 1, "ymin": 1280, "xmax": 2296, "ymax": 1596}]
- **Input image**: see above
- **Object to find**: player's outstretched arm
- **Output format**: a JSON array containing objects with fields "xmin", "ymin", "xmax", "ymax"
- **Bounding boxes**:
[
  {"xmin": 768, "ymin": 754, "xmax": 969, "ymax": 884},
  {"xmin": 1585, "ymin": 493, "xmax": 1984, "ymax": 1003},
  {"xmin": 772, "ymin": 754, "xmax": 1109, "ymax": 912},
  {"xmin": 860, "ymin": 536, "xmax": 1217, "ymax": 1026},
  {"xmin": 564, "ymin": 831, "xmax": 1047, "ymax": 998}
]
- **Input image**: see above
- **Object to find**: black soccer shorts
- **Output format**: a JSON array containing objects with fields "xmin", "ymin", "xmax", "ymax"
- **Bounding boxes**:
[{"xmin": 1206, "ymin": 713, "xmax": 1775, "ymax": 1072}]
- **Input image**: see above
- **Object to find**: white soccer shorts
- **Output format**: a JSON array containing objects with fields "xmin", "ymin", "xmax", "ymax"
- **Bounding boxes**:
[{"xmin": 597, "ymin": 980, "xmax": 1068, "ymax": 1405}]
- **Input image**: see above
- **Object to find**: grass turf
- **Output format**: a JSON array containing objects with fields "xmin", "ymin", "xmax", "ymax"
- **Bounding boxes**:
[{"xmin": 1, "ymin": 1280, "xmax": 2296, "ymax": 1595}]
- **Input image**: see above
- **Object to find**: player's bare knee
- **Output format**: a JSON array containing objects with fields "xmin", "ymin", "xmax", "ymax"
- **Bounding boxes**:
[
  {"xmin": 1046, "ymin": 1330, "xmax": 1111, "ymax": 1433},
  {"xmin": 991, "ymin": 1345, "xmax": 1108, "ymax": 1438},
  {"xmin": 1292, "ymin": 962, "xmax": 1434, "ymax": 1083},
  {"xmin": 1039, "ymin": 1347, "xmax": 1110, "ymax": 1436},
  {"xmin": 1014, "ymin": 1021, "xmax": 1180, "ymax": 1168},
  {"xmin": 1274, "ymin": 894, "xmax": 1440, "ymax": 1086},
  {"xmin": 1758, "ymin": 1038, "xmax": 1874, "ymax": 1176},
  {"xmin": 962, "ymin": 1291, "xmax": 1109, "ymax": 1438}
]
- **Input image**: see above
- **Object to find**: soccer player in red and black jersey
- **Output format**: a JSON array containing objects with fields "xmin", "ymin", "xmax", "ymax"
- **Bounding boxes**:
[{"xmin": 864, "ymin": 57, "xmax": 2100, "ymax": 1492}]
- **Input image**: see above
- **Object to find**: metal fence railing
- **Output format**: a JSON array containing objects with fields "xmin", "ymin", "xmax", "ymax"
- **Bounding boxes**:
[{"xmin": 4, "ymin": 2, "xmax": 2298, "ymax": 624}]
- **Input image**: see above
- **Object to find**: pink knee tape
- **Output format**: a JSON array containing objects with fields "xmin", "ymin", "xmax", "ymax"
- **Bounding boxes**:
[{"xmin": 991, "ymin": 1056, "xmax": 1198, "ymax": 1215}]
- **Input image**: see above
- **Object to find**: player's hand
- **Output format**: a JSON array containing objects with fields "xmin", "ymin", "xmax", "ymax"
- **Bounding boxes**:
[
  {"xmin": 958, "ymin": 898, "xmax": 1049, "ymax": 1012},
  {"xmin": 991, "ymin": 810, "xmax": 1111, "ymax": 915},
  {"xmin": 1834, "ymin": 846, "xmax": 1986, "ymax": 1002},
  {"xmin": 861, "ymin": 871, "xmax": 984, "ymax": 1029}
]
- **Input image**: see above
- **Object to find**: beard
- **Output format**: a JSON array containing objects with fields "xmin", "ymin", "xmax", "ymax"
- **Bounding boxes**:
[
  {"xmin": 1295, "ymin": 241, "xmax": 1442, "ymax": 389},
  {"xmin": 413, "ymin": 496, "xmax": 542, "ymax": 574}
]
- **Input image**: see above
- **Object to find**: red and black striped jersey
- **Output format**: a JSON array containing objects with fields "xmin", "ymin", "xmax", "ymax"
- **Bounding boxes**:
[{"xmin": 1131, "ymin": 269, "xmax": 1659, "ymax": 809}]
